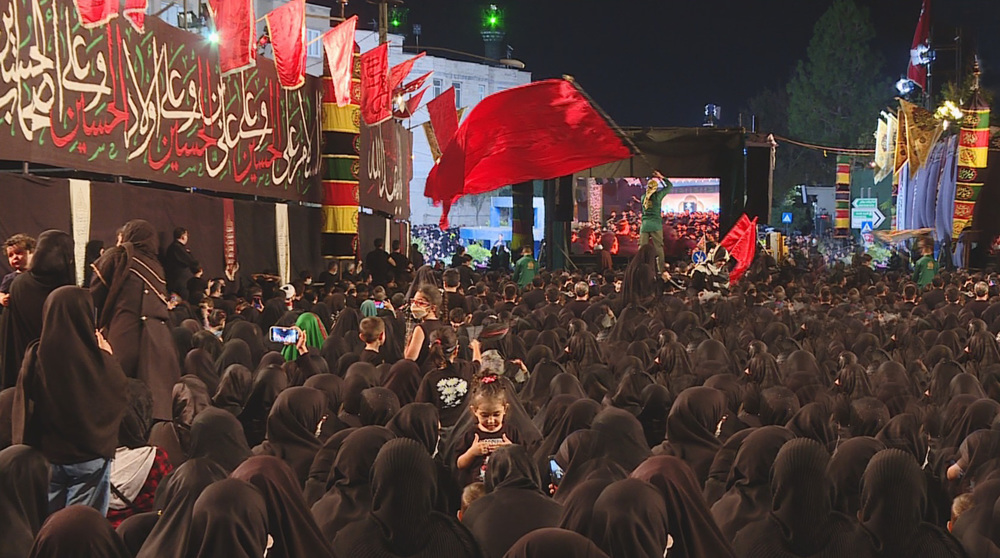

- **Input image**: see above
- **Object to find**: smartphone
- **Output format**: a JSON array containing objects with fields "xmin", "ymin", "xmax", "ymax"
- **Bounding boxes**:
[
  {"xmin": 269, "ymin": 326, "xmax": 299, "ymax": 345},
  {"xmin": 548, "ymin": 456, "xmax": 564, "ymax": 485}
]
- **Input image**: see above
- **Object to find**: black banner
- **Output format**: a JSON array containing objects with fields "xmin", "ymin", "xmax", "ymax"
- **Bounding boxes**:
[{"xmin": 359, "ymin": 120, "xmax": 411, "ymax": 219}]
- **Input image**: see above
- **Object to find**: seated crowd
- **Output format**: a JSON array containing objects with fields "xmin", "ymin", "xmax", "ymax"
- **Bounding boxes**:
[{"xmin": 1, "ymin": 222, "xmax": 999, "ymax": 558}]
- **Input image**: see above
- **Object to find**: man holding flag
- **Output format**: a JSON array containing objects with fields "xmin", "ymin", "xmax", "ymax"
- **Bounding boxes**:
[{"xmin": 639, "ymin": 170, "xmax": 672, "ymax": 271}]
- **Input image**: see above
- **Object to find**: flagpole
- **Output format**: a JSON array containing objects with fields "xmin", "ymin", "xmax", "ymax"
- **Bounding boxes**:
[{"xmin": 562, "ymin": 74, "xmax": 645, "ymax": 163}]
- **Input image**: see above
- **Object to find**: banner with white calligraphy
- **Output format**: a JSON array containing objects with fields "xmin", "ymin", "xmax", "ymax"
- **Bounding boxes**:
[
  {"xmin": 0, "ymin": 0, "xmax": 323, "ymax": 203},
  {"xmin": 359, "ymin": 120, "xmax": 411, "ymax": 219}
]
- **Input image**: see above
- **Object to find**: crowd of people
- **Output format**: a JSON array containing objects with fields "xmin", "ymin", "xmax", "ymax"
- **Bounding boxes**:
[{"xmin": 3, "ymin": 218, "xmax": 1000, "ymax": 558}]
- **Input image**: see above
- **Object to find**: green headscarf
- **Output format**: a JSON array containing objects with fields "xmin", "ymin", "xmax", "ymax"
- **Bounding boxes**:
[{"xmin": 281, "ymin": 312, "xmax": 327, "ymax": 361}]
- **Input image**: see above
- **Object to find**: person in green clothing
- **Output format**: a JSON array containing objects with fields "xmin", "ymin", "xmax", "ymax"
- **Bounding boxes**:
[
  {"xmin": 512, "ymin": 246, "xmax": 537, "ymax": 288},
  {"xmin": 913, "ymin": 238, "xmax": 938, "ymax": 289},
  {"xmin": 639, "ymin": 170, "xmax": 672, "ymax": 270},
  {"xmin": 281, "ymin": 311, "xmax": 327, "ymax": 361}
]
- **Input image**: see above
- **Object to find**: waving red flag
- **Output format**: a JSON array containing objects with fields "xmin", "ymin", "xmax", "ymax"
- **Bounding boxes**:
[
  {"xmin": 209, "ymin": 0, "xmax": 256, "ymax": 75},
  {"xmin": 122, "ymin": 0, "xmax": 147, "ymax": 31},
  {"xmin": 74, "ymin": 0, "xmax": 117, "ymax": 28},
  {"xmin": 266, "ymin": 0, "xmax": 307, "ymax": 89},
  {"xmin": 424, "ymin": 79, "xmax": 632, "ymax": 228},
  {"xmin": 389, "ymin": 53, "xmax": 425, "ymax": 92},
  {"xmin": 360, "ymin": 43, "xmax": 391, "ymax": 125},
  {"xmin": 720, "ymin": 214, "xmax": 757, "ymax": 284},
  {"xmin": 908, "ymin": 0, "xmax": 931, "ymax": 90},
  {"xmin": 426, "ymin": 86, "xmax": 458, "ymax": 155},
  {"xmin": 322, "ymin": 15, "xmax": 357, "ymax": 107}
]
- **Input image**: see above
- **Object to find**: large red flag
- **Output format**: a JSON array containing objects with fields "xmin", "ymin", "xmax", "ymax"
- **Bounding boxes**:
[
  {"xmin": 360, "ymin": 43, "xmax": 391, "ymax": 125},
  {"xmin": 322, "ymin": 15, "xmax": 357, "ymax": 107},
  {"xmin": 209, "ymin": 0, "xmax": 256, "ymax": 76},
  {"xmin": 73, "ymin": 0, "xmax": 117, "ymax": 28},
  {"xmin": 399, "ymin": 71, "xmax": 432, "ymax": 95},
  {"xmin": 389, "ymin": 53, "xmax": 425, "ymax": 92},
  {"xmin": 266, "ymin": 0, "xmax": 307, "ymax": 89},
  {"xmin": 122, "ymin": 0, "xmax": 147, "ymax": 31},
  {"xmin": 908, "ymin": 0, "xmax": 931, "ymax": 90},
  {"xmin": 720, "ymin": 214, "xmax": 757, "ymax": 284},
  {"xmin": 427, "ymin": 86, "xmax": 458, "ymax": 155},
  {"xmin": 393, "ymin": 88, "xmax": 426, "ymax": 119},
  {"xmin": 425, "ymin": 79, "xmax": 632, "ymax": 228}
]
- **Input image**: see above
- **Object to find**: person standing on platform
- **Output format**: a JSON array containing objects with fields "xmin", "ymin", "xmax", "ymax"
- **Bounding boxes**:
[
  {"xmin": 639, "ymin": 170, "xmax": 672, "ymax": 271},
  {"xmin": 162, "ymin": 228, "xmax": 199, "ymax": 302},
  {"xmin": 90, "ymin": 220, "xmax": 180, "ymax": 422},
  {"xmin": 512, "ymin": 246, "xmax": 537, "ymax": 289},
  {"xmin": 913, "ymin": 237, "xmax": 938, "ymax": 289},
  {"xmin": 365, "ymin": 238, "xmax": 395, "ymax": 288}
]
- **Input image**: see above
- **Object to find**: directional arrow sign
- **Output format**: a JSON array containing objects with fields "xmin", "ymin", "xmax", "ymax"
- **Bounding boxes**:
[
  {"xmin": 853, "ymin": 198, "xmax": 878, "ymax": 209},
  {"xmin": 851, "ymin": 207, "xmax": 885, "ymax": 229}
]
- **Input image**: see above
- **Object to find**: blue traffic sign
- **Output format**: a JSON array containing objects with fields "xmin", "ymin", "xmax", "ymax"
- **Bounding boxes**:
[
  {"xmin": 692, "ymin": 251, "xmax": 707, "ymax": 264},
  {"xmin": 781, "ymin": 212, "xmax": 793, "ymax": 224},
  {"xmin": 861, "ymin": 221, "xmax": 873, "ymax": 233}
]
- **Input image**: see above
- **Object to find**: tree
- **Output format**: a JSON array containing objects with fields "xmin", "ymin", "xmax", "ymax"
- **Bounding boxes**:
[{"xmin": 787, "ymin": 0, "xmax": 890, "ymax": 149}]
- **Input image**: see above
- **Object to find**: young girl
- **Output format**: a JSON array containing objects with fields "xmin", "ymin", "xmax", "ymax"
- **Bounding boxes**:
[
  {"xmin": 456, "ymin": 372, "xmax": 517, "ymax": 486},
  {"xmin": 403, "ymin": 284, "xmax": 445, "ymax": 371},
  {"xmin": 416, "ymin": 327, "xmax": 472, "ymax": 428}
]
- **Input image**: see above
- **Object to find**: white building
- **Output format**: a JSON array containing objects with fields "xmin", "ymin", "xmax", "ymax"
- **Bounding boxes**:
[{"xmin": 142, "ymin": 5, "xmax": 531, "ymax": 226}]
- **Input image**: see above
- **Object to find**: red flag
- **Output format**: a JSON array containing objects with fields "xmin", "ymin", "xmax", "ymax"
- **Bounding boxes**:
[
  {"xmin": 389, "ymin": 53, "xmax": 424, "ymax": 92},
  {"xmin": 266, "ymin": 0, "xmax": 307, "ymax": 89},
  {"xmin": 425, "ymin": 79, "xmax": 632, "ymax": 228},
  {"xmin": 400, "ymin": 71, "xmax": 432, "ymax": 95},
  {"xmin": 427, "ymin": 86, "xmax": 458, "ymax": 153},
  {"xmin": 122, "ymin": 0, "xmax": 147, "ymax": 31},
  {"xmin": 393, "ymin": 88, "xmax": 426, "ymax": 119},
  {"xmin": 209, "ymin": 0, "xmax": 256, "ymax": 75},
  {"xmin": 73, "ymin": 0, "xmax": 117, "ymax": 28},
  {"xmin": 908, "ymin": 0, "xmax": 931, "ymax": 90},
  {"xmin": 360, "ymin": 43, "xmax": 391, "ymax": 125},
  {"xmin": 720, "ymin": 214, "xmax": 757, "ymax": 284},
  {"xmin": 322, "ymin": 15, "xmax": 357, "ymax": 107}
]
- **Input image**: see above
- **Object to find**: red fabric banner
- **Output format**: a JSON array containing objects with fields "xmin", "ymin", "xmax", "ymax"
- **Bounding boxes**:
[
  {"xmin": 400, "ymin": 71, "xmax": 432, "ymax": 96},
  {"xmin": 908, "ymin": 0, "xmax": 930, "ymax": 90},
  {"xmin": 404, "ymin": 88, "xmax": 426, "ymax": 117},
  {"xmin": 73, "ymin": 0, "xmax": 117, "ymax": 28},
  {"xmin": 426, "ymin": 86, "xmax": 458, "ymax": 153},
  {"xmin": 389, "ymin": 53, "xmax": 424, "ymax": 92},
  {"xmin": 424, "ymin": 79, "xmax": 632, "ymax": 228},
  {"xmin": 720, "ymin": 213, "xmax": 757, "ymax": 284},
  {"xmin": 209, "ymin": 0, "xmax": 256, "ymax": 76},
  {"xmin": 360, "ymin": 43, "xmax": 391, "ymax": 126},
  {"xmin": 266, "ymin": 0, "xmax": 307, "ymax": 89},
  {"xmin": 322, "ymin": 15, "xmax": 357, "ymax": 107},
  {"xmin": 122, "ymin": 0, "xmax": 147, "ymax": 31}
]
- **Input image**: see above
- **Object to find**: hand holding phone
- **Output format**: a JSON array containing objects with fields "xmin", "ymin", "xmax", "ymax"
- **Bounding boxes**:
[{"xmin": 269, "ymin": 326, "xmax": 300, "ymax": 345}]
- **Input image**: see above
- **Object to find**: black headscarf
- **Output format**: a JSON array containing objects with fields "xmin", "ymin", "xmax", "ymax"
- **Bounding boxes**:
[
  {"xmin": 172, "ymin": 327, "xmax": 194, "ymax": 367},
  {"xmin": 1, "ymin": 230, "xmax": 75, "ymax": 388},
  {"xmin": 533, "ymin": 398, "xmax": 600, "ymax": 475},
  {"xmin": 637, "ymin": 384, "xmax": 673, "ymax": 448},
  {"xmin": 93, "ymin": 220, "xmax": 158, "ymax": 330},
  {"xmin": 632, "ymin": 455, "xmax": 736, "ymax": 558},
  {"xmin": 303, "ymin": 374, "xmax": 348, "ymax": 442},
  {"xmin": 463, "ymin": 445, "xmax": 563, "ymax": 558},
  {"xmin": 147, "ymin": 375, "xmax": 212, "ymax": 468},
  {"xmin": 252, "ymin": 386, "xmax": 325, "ymax": 486},
  {"xmin": 312, "ymin": 426, "xmax": 395, "ymax": 541},
  {"xmin": 785, "ymin": 402, "xmax": 836, "ymax": 452},
  {"xmin": 223, "ymin": 321, "xmax": 266, "ymax": 368},
  {"xmin": 119, "ymin": 379, "xmax": 155, "ymax": 449},
  {"xmin": 0, "ymin": 445, "xmax": 49, "ymax": 558},
  {"xmin": 520, "ymin": 360, "xmax": 566, "ymax": 416},
  {"xmin": 860, "ymin": 449, "xmax": 966, "ymax": 558},
  {"xmin": 503, "ymin": 527, "xmax": 609, "ymax": 558},
  {"xmin": 212, "ymin": 364, "xmax": 253, "ymax": 417},
  {"xmin": 382, "ymin": 360, "xmax": 422, "ymax": 406},
  {"xmin": 359, "ymin": 387, "xmax": 401, "ymax": 427},
  {"xmin": 828, "ymin": 436, "xmax": 886, "ymax": 517},
  {"xmin": 653, "ymin": 386, "xmax": 727, "ymax": 486},
  {"xmin": 14, "ymin": 287, "xmax": 127, "ymax": 464},
  {"xmin": 386, "ymin": 403, "xmax": 439, "ymax": 455},
  {"xmin": 240, "ymin": 364, "xmax": 289, "ymax": 448},
  {"xmin": 0, "ymin": 388, "xmax": 14, "ymax": 450},
  {"xmin": 590, "ymin": 406, "xmax": 652, "ymax": 473},
  {"xmin": 704, "ymin": 427, "xmax": 756, "ymax": 507},
  {"xmin": 331, "ymin": 438, "xmax": 481, "ymax": 558},
  {"xmin": 183, "ymin": 479, "xmax": 269, "ymax": 558},
  {"xmin": 875, "ymin": 413, "xmax": 928, "ymax": 464},
  {"xmin": 28, "ymin": 505, "xmax": 129, "ymax": 558},
  {"xmin": 588, "ymin": 478, "xmax": 669, "ymax": 558},
  {"xmin": 212, "ymin": 340, "xmax": 252, "ymax": 395},
  {"xmin": 231, "ymin": 456, "xmax": 333, "ymax": 558},
  {"xmin": 188, "ymin": 407, "xmax": 251, "ymax": 473},
  {"xmin": 136, "ymin": 457, "xmax": 228, "ymax": 558},
  {"xmin": 182, "ymin": 349, "xmax": 216, "ymax": 393},
  {"xmin": 711, "ymin": 426, "xmax": 795, "ymax": 542},
  {"xmin": 190, "ymin": 331, "xmax": 223, "ymax": 362}
]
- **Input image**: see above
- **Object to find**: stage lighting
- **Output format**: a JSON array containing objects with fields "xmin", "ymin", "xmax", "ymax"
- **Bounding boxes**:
[{"xmin": 895, "ymin": 78, "xmax": 915, "ymax": 96}]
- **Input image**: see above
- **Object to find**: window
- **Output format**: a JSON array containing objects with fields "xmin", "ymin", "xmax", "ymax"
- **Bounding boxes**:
[
  {"xmin": 433, "ymin": 78, "xmax": 443, "ymax": 98},
  {"xmin": 478, "ymin": 84, "xmax": 486, "ymax": 102},
  {"xmin": 306, "ymin": 29, "xmax": 322, "ymax": 58},
  {"xmin": 452, "ymin": 82, "xmax": 462, "ymax": 107}
]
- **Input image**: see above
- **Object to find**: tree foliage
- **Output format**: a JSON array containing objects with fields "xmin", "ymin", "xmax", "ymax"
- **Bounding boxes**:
[{"xmin": 787, "ymin": 0, "xmax": 890, "ymax": 148}]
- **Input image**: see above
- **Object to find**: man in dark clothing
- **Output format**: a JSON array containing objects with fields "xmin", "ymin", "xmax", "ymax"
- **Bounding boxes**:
[
  {"xmin": 921, "ymin": 275, "xmax": 946, "ymax": 310},
  {"xmin": 443, "ymin": 269, "xmax": 470, "ymax": 315},
  {"xmin": 452, "ymin": 246, "xmax": 467, "ymax": 269},
  {"xmin": 538, "ymin": 287, "xmax": 563, "ymax": 317},
  {"xmin": 364, "ymin": 238, "xmax": 395, "ymax": 287},
  {"xmin": 389, "ymin": 240, "xmax": 412, "ymax": 283},
  {"xmin": 162, "ymin": 227, "xmax": 199, "ymax": 301},
  {"xmin": 494, "ymin": 283, "xmax": 518, "ymax": 314},
  {"xmin": 965, "ymin": 281, "xmax": 991, "ymax": 318},
  {"xmin": 490, "ymin": 238, "xmax": 511, "ymax": 272},
  {"xmin": 411, "ymin": 243, "xmax": 425, "ymax": 269},
  {"xmin": 316, "ymin": 260, "xmax": 339, "ymax": 292},
  {"xmin": 521, "ymin": 277, "xmax": 546, "ymax": 310},
  {"xmin": 565, "ymin": 281, "xmax": 591, "ymax": 318}
]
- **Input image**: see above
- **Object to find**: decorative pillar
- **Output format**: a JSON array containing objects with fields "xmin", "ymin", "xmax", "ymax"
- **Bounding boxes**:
[
  {"xmin": 321, "ymin": 46, "xmax": 362, "ymax": 260},
  {"xmin": 952, "ymin": 62, "xmax": 991, "ymax": 238},
  {"xmin": 511, "ymin": 181, "xmax": 534, "ymax": 255},
  {"xmin": 835, "ymin": 155, "xmax": 851, "ymax": 237}
]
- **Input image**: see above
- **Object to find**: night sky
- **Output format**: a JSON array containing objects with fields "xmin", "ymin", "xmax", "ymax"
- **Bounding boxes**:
[{"xmin": 343, "ymin": 0, "xmax": 1000, "ymax": 129}]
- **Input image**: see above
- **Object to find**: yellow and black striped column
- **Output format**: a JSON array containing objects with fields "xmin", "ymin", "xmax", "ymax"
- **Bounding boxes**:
[{"xmin": 321, "ymin": 48, "xmax": 363, "ymax": 260}]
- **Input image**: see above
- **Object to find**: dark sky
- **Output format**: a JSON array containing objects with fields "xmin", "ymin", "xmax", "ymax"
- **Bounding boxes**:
[{"xmin": 346, "ymin": 0, "xmax": 999, "ymax": 128}]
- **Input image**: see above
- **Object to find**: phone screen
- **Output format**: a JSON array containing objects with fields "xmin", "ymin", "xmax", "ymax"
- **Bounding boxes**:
[
  {"xmin": 269, "ymin": 326, "xmax": 299, "ymax": 345},
  {"xmin": 549, "ymin": 457, "xmax": 564, "ymax": 484}
]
